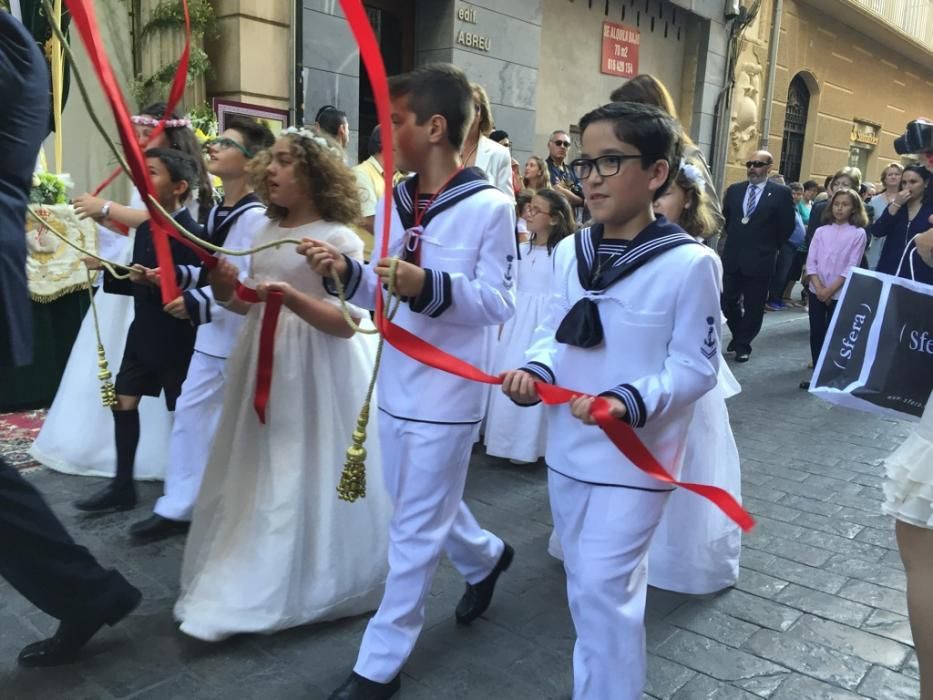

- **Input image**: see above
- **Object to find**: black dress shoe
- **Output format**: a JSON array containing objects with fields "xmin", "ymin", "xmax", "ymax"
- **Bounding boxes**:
[
  {"xmin": 799, "ymin": 380, "xmax": 811, "ymax": 390},
  {"xmin": 735, "ymin": 352, "xmax": 751, "ymax": 363},
  {"xmin": 18, "ymin": 583, "xmax": 141, "ymax": 667},
  {"xmin": 455, "ymin": 542, "xmax": 514, "ymax": 625},
  {"xmin": 75, "ymin": 483, "xmax": 137, "ymax": 512},
  {"xmin": 130, "ymin": 514, "xmax": 189, "ymax": 543},
  {"xmin": 327, "ymin": 671, "xmax": 400, "ymax": 699},
  {"xmin": 726, "ymin": 340, "xmax": 736, "ymax": 353}
]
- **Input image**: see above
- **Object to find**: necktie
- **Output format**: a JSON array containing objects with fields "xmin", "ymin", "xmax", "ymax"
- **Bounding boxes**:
[{"xmin": 745, "ymin": 185, "xmax": 759, "ymax": 217}]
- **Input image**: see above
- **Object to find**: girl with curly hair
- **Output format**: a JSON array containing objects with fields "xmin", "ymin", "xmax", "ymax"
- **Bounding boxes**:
[{"xmin": 174, "ymin": 127, "xmax": 393, "ymax": 641}]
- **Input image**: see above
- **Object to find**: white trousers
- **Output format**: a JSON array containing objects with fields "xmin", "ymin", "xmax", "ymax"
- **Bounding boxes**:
[
  {"xmin": 355, "ymin": 412, "xmax": 504, "ymax": 682},
  {"xmin": 154, "ymin": 352, "xmax": 228, "ymax": 521},
  {"xmin": 549, "ymin": 469, "xmax": 671, "ymax": 700}
]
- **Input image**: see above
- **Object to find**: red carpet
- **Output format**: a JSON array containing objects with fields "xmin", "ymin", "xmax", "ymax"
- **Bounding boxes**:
[{"xmin": 0, "ymin": 410, "xmax": 46, "ymax": 470}]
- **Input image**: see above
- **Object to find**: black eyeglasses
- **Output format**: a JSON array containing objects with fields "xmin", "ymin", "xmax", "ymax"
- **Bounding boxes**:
[
  {"xmin": 745, "ymin": 160, "xmax": 772, "ymax": 168},
  {"xmin": 570, "ymin": 154, "xmax": 641, "ymax": 179},
  {"xmin": 552, "ymin": 139, "xmax": 571, "ymax": 148},
  {"xmin": 204, "ymin": 137, "xmax": 254, "ymax": 158}
]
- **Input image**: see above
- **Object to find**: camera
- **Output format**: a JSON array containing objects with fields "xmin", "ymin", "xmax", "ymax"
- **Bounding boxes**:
[{"xmin": 894, "ymin": 119, "xmax": 933, "ymax": 155}]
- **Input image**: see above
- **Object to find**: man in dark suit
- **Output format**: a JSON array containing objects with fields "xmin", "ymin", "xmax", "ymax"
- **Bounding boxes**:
[
  {"xmin": 0, "ymin": 11, "xmax": 140, "ymax": 666},
  {"xmin": 721, "ymin": 150, "xmax": 796, "ymax": 362}
]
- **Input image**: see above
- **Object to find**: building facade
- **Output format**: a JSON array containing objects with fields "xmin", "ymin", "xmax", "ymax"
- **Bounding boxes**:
[
  {"xmin": 300, "ymin": 0, "xmax": 731, "ymax": 165},
  {"xmin": 724, "ymin": 0, "xmax": 933, "ymax": 187}
]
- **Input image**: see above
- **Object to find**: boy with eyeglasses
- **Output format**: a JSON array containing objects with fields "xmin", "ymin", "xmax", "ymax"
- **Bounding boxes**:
[
  {"xmin": 501, "ymin": 102, "xmax": 721, "ymax": 699},
  {"xmin": 126, "ymin": 117, "xmax": 275, "ymax": 542}
]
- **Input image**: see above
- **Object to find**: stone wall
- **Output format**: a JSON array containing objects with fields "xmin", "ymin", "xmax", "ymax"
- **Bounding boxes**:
[{"xmin": 725, "ymin": 0, "xmax": 933, "ymax": 187}]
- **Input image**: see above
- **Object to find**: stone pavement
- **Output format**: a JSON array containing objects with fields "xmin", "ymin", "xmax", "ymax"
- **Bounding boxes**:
[{"xmin": 0, "ymin": 308, "xmax": 922, "ymax": 699}]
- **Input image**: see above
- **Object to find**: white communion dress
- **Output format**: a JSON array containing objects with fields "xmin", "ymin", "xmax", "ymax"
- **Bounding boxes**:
[
  {"xmin": 30, "ymin": 192, "xmax": 172, "ymax": 480},
  {"xmin": 174, "ymin": 219, "xmax": 393, "ymax": 641},
  {"xmin": 484, "ymin": 239, "xmax": 553, "ymax": 463},
  {"xmin": 883, "ymin": 389, "xmax": 933, "ymax": 529}
]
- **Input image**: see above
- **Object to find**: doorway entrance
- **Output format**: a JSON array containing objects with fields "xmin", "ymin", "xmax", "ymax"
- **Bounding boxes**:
[
  {"xmin": 779, "ymin": 75, "xmax": 810, "ymax": 183},
  {"xmin": 358, "ymin": 0, "xmax": 415, "ymax": 162}
]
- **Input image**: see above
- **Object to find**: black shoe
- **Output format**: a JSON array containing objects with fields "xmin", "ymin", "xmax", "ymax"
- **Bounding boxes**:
[
  {"xmin": 327, "ymin": 672, "xmax": 400, "ymax": 700},
  {"xmin": 130, "ymin": 514, "xmax": 189, "ymax": 543},
  {"xmin": 735, "ymin": 351, "xmax": 751, "ymax": 363},
  {"xmin": 455, "ymin": 543, "xmax": 514, "ymax": 625},
  {"xmin": 799, "ymin": 380, "xmax": 811, "ymax": 390},
  {"xmin": 726, "ymin": 340, "xmax": 736, "ymax": 353},
  {"xmin": 75, "ymin": 483, "xmax": 137, "ymax": 512},
  {"xmin": 18, "ymin": 583, "xmax": 141, "ymax": 667}
]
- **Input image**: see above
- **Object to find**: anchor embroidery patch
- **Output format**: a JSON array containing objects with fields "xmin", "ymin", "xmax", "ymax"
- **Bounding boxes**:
[
  {"xmin": 701, "ymin": 316, "xmax": 717, "ymax": 359},
  {"xmin": 504, "ymin": 254, "xmax": 515, "ymax": 289}
]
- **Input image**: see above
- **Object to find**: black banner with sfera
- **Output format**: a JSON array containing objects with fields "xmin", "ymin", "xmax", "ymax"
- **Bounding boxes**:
[{"xmin": 811, "ymin": 269, "xmax": 933, "ymax": 420}]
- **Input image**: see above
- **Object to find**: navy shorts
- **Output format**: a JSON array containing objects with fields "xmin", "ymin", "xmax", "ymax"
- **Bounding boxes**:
[{"xmin": 114, "ymin": 353, "xmax": 190, "ymax": 411}]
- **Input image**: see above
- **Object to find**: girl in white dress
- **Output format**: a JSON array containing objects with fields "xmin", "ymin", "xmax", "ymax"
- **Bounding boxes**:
[
  {"xmin": 174, "ymin": 128, "xmax": 392, "ymax": 641},
  {"xmin": 485, "ymin": 190, "xmax": 575, "ymax": 463},
  {"xmin": 28, "ymin": 102, "xmax": 208, "ymax": 481},
  {"xmin": 646, "ymin": 160, "xmax": 742, "ymax": 593}
]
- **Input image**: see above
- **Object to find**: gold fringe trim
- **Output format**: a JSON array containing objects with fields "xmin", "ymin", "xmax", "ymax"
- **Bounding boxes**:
[{"xmin": 29, "ymin": 277, "xmax": 99, "ymax": 303}]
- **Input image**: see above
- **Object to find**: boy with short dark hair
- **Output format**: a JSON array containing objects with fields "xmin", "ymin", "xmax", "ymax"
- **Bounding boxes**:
[
  {"xmin": 76, "ymin": 148, "xmax": 204, "ymax": 512},
  {"xmin": 128, "ymin": 118, "xmax": 274, "ymax": 542},
  {"xmin": 303, "ymin": 63, "xmax": 517, "ymax": 700},
  {"xmin": 502, "ymin": 102, "xmax": 722, "ymax": 699}
]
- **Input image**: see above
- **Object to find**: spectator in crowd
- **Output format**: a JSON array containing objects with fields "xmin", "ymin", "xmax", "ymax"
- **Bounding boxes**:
[
  {"xmin": 800, "ymin": 180, "xmax": 819, "ymax": 224},
  {"xmin": 523, "ymin": 155, "xmax": 552, "ymax": 192},
  {"xmin": 807, "ymin": 167, "xmax": 862, "ymax": 249},
  {"xmin": 460, "ymin": 83, "xmax": 514, "ymax": 198},
  {"xmin": 489, "ymin": 128, "xmax": 522, "ymax": 194},
  {"xmin": 315, "ymin": 106, "xmax": 350, "ymax": 150},
  {"xmin": 769, "ymin": 173, "xmax": 786, "ymax": 186},
  {"xmin": 867, "ymin": 162, "xmax": 905, "ymax": 269},
  {"xmin": 767, "ymin": 182, "xmax": 807, "ymax": 310},
  {"xmin": 545, "ymin": 129, "xmax": 584, "ymax": 209},
  {"xmin": 814, "ymin": 175, "xmax": 833, "ymax": 202},
  {"xmin": 352, "ymin": 125, "xmax": 392, "ymax": 259},
  {"xmin": 872, "ymin": 164, "xmax": 933, "ymax": 284},
  {"xmin": 861, "ymin": 182, "xmax": 876, "ymax": 203},
  {"xmin": 611, "ymin": 74, "xmax": 724, "ymax": 234},
  {"xmin": 720, "ymin": 150, "xmax": 796, "ymax": 362}
]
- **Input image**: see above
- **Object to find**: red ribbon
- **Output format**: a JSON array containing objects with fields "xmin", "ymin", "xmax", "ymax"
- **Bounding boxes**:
[
  {"xmin": 236, "ymin": 286, "xmax": 283, "ymax": 424},
  {"xmin": 339, "ymin": 0, "xmax": 754, "ymax": 532}
]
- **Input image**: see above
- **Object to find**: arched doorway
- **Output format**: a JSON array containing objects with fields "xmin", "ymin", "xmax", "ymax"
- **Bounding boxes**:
[{"xmin": 779, "ymin": 75, "xmax": 810, "ymax": 183}]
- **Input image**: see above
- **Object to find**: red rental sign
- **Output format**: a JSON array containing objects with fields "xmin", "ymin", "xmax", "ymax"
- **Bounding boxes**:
[{"xmin": 601, "ymin": 21, "xmax": 639, "ymax": 78}]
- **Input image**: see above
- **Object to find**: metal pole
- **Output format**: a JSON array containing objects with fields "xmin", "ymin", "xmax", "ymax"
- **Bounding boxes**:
[{"xmin": 759, "ymin": 0, "xmax": 783, "ymax": 148}]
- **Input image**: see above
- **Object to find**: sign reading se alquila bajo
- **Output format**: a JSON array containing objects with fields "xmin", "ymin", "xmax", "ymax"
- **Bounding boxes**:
[
  {"xmin": 457, "ymin": 4, "xmax": 491, "ymax": 52},
  {"xmin": 601, "ymin": 21, "xmax": 640, "ymax": 78}
]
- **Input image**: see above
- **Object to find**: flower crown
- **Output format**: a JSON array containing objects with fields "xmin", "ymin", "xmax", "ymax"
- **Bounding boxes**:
[
  {"xmin": 280, "ymin": 126, "xmax": 341, "ymax": 155},
  {"xmin": 678, "ymin": 161, "xmax": 706, "ymax": 188},
  {"xmin": 131, "ymin": 115, "xmax": 192, "ymax": 129}
]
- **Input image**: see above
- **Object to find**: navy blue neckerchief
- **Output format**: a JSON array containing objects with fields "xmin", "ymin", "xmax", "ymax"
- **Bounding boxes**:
[
  {"xmin": 393, "ymin": 168, "xmax": 495, "ymax": 263},
  {"xmin": 205, "ymin": 192, "xmax": 264, "ymax": 246},
  {"xmin": 556, "ymin": 217, "xmax": 699, "ymax": 348}
]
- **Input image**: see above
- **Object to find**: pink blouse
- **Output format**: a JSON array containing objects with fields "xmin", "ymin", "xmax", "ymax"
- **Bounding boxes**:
[{"xmin": 806, "ymin": 223, "xmax": 867, "ymax": 299}]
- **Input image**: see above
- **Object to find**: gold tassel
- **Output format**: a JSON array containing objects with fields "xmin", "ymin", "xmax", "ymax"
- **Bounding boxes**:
[
  {"xmin": 84, "ymin": 268, "xmax": 117, "ymax": 409},
  {"xmin": 96, "ymin": 342, "xmax": 117, "ymax": 408},
  {"xmin": 338, "ymin": 402, "xmax": 369, "ymax": 502}
]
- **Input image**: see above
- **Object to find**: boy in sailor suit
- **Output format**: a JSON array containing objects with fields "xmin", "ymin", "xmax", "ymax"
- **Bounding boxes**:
[
  {"xmin": 303, "ymin": 63, "xmax": 517, "ymax": 700},
  {"xmin": 128, "ymin": 118, "xmax": 274, "ymax": 542},
  {"xmin": 502, "ymin": 102, "xmax": 722, "ymax": 700}
]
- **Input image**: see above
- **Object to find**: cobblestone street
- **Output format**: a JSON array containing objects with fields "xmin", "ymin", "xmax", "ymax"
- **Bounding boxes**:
[{"xmin": 0, "ymin": 309, "xmax": 921, "ymax": 700}]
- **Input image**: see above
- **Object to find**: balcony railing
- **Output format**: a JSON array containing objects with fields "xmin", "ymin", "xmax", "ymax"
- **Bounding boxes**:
[{"xmin": 849, "ymin": 0, "xmax": 933, "ymax": 49}]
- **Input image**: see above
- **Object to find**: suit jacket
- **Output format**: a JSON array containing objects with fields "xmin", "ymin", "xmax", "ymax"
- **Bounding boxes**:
[
  {"xmin": 0, "ymin": 14, "xmax": 49, "ymax": 368},
  {"xmin": 721, "ymin": 179, "xmax": 796, "ymax": 276},
  {"xmin": 103, "ymin": 210, "xmax": 204, "ymax": 368}
]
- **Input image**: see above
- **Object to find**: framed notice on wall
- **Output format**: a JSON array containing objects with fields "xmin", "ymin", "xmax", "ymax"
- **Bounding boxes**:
[
  {"xmin": 213, "ymin": 99, "xmax": 289, "ymax": 134},
  {"xmin": 600, "ymin": 21, "xmax": 639, "ymax": 78}
]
